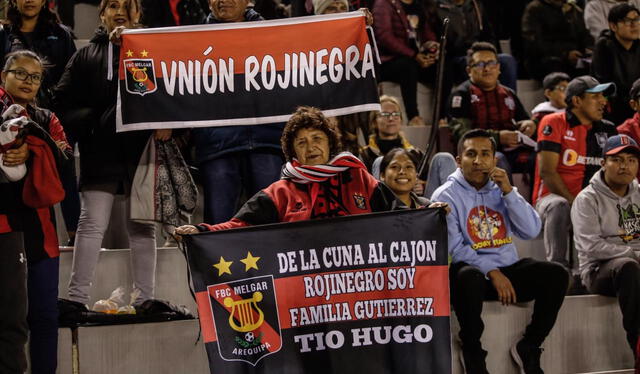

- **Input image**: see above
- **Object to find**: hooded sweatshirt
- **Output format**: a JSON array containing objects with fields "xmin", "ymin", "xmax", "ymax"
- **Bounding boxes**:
[
  {"xmin": 431, "ymin": 168, "xmax": 541, "ymax": 275},
  {"xmin": 572, "ymin": 169, "xmax": 640, "ymax": 280}
]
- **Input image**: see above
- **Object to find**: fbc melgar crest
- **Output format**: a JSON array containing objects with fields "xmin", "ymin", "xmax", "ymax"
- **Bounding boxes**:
[
  {"xmin": 124, "ymin": 58, "xmax": 157, "ymax": 96},
  {"xmin": 208, "ymin": 275, "xmax": 282, "ymax": 365}
]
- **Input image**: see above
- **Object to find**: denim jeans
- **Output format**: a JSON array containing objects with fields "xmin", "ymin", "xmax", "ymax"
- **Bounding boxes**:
[{"xmin": 200, "ymin": 151, "xmax": 283, "ymax": 224}]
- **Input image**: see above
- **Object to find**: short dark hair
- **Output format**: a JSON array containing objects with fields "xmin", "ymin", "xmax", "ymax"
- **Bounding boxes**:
[
  {"xmin": 466, "ymin": 42, "xmax": 498, "ymax": 66},
  {"xmin": 608, "ymin": 3, "xmax": 640, "ymax": 24},
  {"xmin": 281, "ymin": 106, "xmax": 342, "ymax": 162},
  {"xmin": 457, "ymin": 129, "xmax": 497, "ymax": 155},
  {"xmin": 379, "ymin": 148, "xmax": 419, "ymax": 176},
  {"xmin": 542, "ymin": 72, "xmax": 570, "ymax": 91}
]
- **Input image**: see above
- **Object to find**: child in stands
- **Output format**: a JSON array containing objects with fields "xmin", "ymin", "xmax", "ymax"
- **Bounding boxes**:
[
  {"xmin": 531, "ymin": 72, "xmax": 570, "ymax": 123},
  {"xmin": 0, "ymin": 50, "xmax": 71, "ymax": 374}
]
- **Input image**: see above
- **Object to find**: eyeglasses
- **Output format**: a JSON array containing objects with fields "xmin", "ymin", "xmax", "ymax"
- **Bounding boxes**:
[
  {"xmin": 621, "ymin": 17, "xmax": 640, "ymax": 26},
  {"xmin": 470, "ymin": 60, "xmax": 499, "ymax": 70},
  {"xmin": 553, "ymin": 85, "xmax": 567, "ymax": 92},
  {"xmin": 5, "ymin": 69, "xmax": 43, "ymax": 84},
  {"xmin": 379, "ymin": 111, "xmax": 401, "ymax": 119}
]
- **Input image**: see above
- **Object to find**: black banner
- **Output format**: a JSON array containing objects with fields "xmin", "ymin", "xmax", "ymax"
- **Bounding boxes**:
[{"xmin": 185, "ymin": 209, "xmax": 451, "ymax": 373}]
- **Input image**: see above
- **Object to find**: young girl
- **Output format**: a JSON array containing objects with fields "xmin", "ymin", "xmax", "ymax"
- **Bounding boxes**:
[{"xmin": 1, "ymin": 49, "xmax": 71, "ymax": 374}]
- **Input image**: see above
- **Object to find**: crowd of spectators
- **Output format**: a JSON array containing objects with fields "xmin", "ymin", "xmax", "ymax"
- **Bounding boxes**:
[{"xmin": 3, "ymin": 0, "xmax": 640, "ymax": 373}]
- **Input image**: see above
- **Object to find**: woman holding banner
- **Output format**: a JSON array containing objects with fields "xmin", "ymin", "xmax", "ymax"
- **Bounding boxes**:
[
  {"xmin": 53, "ymin": 0, "xmax": 170, "ymax": 308},
  {"xmin": 175, "ymin": 107, "xmax": 446, "ymax": 236}
]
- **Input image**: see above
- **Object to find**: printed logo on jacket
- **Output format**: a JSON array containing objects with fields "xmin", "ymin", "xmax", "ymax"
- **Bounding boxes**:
[{"xmin": 467, "ymin": 205, "xmax": 512, "ymax": 250}]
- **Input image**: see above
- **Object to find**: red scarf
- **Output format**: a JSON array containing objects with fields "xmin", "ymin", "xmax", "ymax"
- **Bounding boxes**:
[
  {"xmin": 22, "ymin": 135, "xmax": 64, "ymax": 208},
  {"xmin": 281, "ymin": 152, "xmax": 366, "ymax": 184}
]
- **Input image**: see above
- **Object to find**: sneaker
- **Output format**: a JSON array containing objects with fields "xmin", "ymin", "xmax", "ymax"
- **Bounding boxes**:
[
  {"xmin": 510, "ymin": 340, "xmax": 544, "ymax": 374},
  {"xmin": 460, "ymin": 347, "xmax": 489, "ymax": 374}
]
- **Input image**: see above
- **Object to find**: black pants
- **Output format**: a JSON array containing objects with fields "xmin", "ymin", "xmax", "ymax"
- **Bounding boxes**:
[
  {"xmin": 583, "ymin": 257, "xmax": 640, "ymax": 352},
  {"xmin": 450, "ymin": 258, "xmax": 569, "ymax": 351},
  {"xmin": 0, "ymin": 231, "xmax": 28, "ymax": 373},
  {"xmin": 380, "ymin": 56, "xmax": 436, "ymax": 120}
]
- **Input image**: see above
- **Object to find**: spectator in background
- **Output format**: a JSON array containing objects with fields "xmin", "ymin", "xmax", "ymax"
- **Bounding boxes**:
[
  {"xmin": 592, "ymin": 3, "xmax": 640, "ymax": 126},
  {"xmin": 447, "ymin": 42, "xmax": 536, "ymax": 178},
  {"xmin": 522, "ymin": 0, "xmax": 594, "ymax": 81},
  {"xmin": 618, "ymin": 79, "xmax": 640, "ymax": 148},
  {"xmin": 195, "ymin": 0, "xmax": 284, "ymax": 225},
  {"xmin": 533, "ymin": 76, "xmax": 617, "ymax": 272},
  {"xmin": 431, "ymin": 129, "xmax": 568, "ymax": 374},
  {"xmin": 1, "ymin": 50, "xmax": 72, "ymax": 374},
  {"xmin": 54, "ymin": 0, "xmax": 163, "ymax": 307},
  {"xmin": 435, "ymin": 0, "xmax": 518, "ymax": 92},
  {"xmin": 584, "ymin": 0, "xmax": 640, "ymax": 40},
  {"xmin": 0, "ymin": 0, "xmax": 79, "ymax": 246},
  {"xmin": 572, "ymin": 134, "xmax": 640, "ymax": 364},
  {"xmin": 140, "ymin": 0, "xmax": 205, "ymax": 27},
  {"xmin": 312, "ymin": 0, "xmax": 347, "ymax": 13},
  {"xmin": 0, "ymin": 0, "xmax": 76, "ymax": 111},
  {"xmin": 531, "ymin": 72, "xmax": 570, "ymax": 123},
  {"xmin": 360, "ymin": 95, "xmax": 423, "ymax": 172},
  {"xmin": 372, "ymin": 0, "xmax": 439, "ymax": 127},
  {"xmin": 360, "ymin": 95, "xmax": 456, "ymax": 198}
]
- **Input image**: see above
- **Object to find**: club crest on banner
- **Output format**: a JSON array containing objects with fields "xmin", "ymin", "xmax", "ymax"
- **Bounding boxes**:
[
  {"xmin": 124, "ymin": 58, "xmax": 157, "ymax": 96},
  {"xmin": 208, "ymin": 275, "xmax": 282, "ymax": 365}
]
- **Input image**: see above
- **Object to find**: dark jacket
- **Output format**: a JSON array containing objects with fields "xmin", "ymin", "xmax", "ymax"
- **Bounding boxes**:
[
  {"xmin": 372, "ymin": 0, "xmax": 438, "ymax": 63},
  {"xmin": 0, "ymin": 22, "xmax": 76, "ymax": 109},
  {"xmin": 198, "ymin": 167, "xmax": 381, "ymax": 231},
  {"xmin": 193, "ymin": 9, "xmax": 284, "ymax": 164},
  {"xmin": 0, "ymin": 87, "xmax": 71, "ymax": 261},
  {"xmin": 436, "ymin": 0, "xmax": 495, "ymax": 57},
  {"xmin": 52, "ymin": 29, "xmax": 151, "ymax": 189},
  {"xmin": 141, "ymin": 0, "xmax": 206, "ymax": 27},
  {"xmin": 591, "ymin": 30, "xmax": 640, "ymax": 125},
  {"xmin": 522, "ymin": 0, "xmax": 593, "ymax": 80}
]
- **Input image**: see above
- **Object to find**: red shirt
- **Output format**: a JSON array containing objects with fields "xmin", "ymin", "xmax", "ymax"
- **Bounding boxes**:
[
  {"xmin": 532, "ymin": 110, "xmax": 617, "ymax": 204},
  {"xmin": 170, "ymin": 0, "xmax": 181, "ymax": 25}
]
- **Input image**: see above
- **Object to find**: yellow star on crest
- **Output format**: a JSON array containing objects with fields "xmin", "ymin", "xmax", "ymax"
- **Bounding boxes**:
[
  {"xmin": 240, "ymin": 252, "xmax": 260, "ymax": 271},
  {"xmin": 125, "ymin": 49, "xmax": 134, "ymax": 57},
  {"xmin": 140, "ymin": 49, "xmax": 149, "ymax": 57},
  {"xmin": 213, "ymin": 257, "xmax": 233, "ymax": 276}
]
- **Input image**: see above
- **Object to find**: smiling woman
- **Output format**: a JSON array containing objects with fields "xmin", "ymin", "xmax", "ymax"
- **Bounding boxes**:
[{"xmin": 176, "ymin": 107, "xmax": 403, "ymax": 236}]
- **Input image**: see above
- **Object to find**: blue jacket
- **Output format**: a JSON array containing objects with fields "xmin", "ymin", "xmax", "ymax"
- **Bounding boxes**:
[
  {"xmin": 193, "ymin": 8, "xmax": 284, "ymax": 164},
  {"xmin": 431, "ymin": 168, "xmax": 541, "ymax": 275}
]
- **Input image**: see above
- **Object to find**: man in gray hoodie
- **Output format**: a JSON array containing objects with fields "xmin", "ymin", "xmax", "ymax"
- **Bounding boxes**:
[{"xmin": 572, "ymin": 134, "xmax": 640, "ymax": 360}]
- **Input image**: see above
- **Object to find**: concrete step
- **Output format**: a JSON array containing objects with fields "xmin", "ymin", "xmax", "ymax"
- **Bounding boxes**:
[
  {"xmin": 378, "ymin": 81, "xmax": 435, "ymax": 125},
  {"xmin": 53, "ymin": 295, "xmax": 632, "ymax": 374},
  {"xmin": 451, "ymin": 295, "xmax": 634, "ymax": 373},
  {"xmin": 59, "ymin": 246, "xmax": 197, "ymax": 314},
  {"xmin": 57, "ymin": 320, "xmax": 208, "ymax": 374}
]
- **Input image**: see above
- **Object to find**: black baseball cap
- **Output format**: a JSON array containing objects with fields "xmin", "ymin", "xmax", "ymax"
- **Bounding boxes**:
[{"xmin": 565, "ymin": 76, "xmax": 616, "ymax": 106}]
